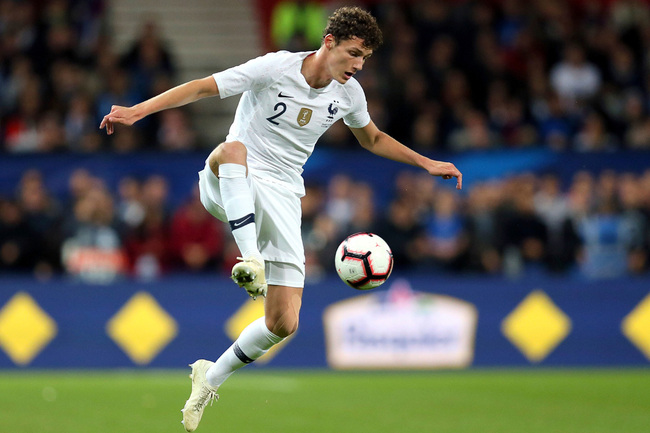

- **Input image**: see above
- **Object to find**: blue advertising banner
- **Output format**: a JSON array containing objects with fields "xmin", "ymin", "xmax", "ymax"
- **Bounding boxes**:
[{"xmin": 0, "ymin": 273, "xmax": 648, "ymax": 369}]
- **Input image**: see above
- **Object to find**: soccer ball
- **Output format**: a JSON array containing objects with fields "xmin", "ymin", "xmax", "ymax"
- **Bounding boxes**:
[{"xmin": 335, "ymin": 232, "xmax": 394, "ymax": 290}]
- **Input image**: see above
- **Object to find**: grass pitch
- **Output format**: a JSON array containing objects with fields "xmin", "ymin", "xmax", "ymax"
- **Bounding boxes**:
[{"xmin": 1, "ymin": 368, "xmax": 648, "ymax": 433}]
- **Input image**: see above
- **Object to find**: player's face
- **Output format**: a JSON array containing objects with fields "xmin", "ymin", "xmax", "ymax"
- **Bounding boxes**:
[{"xmin": 326, "ymin": 36, "xmax": 373, "ymax": 84}]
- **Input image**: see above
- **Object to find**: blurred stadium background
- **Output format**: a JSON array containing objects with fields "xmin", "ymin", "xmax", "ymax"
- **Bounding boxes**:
[{"xmin": 1, "ymin": 0, "xmax": 650, "ymax": 432}]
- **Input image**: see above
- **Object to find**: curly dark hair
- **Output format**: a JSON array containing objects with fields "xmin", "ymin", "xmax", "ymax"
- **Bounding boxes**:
[{"xmin": 323, "ymin": 6, "xmax": 383, "ymax": 51}]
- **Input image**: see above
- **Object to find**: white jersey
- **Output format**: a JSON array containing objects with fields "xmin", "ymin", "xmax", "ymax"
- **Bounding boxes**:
[{"xmin": 213, "ymin": 51, "xmax": 371, "ymax": 196}]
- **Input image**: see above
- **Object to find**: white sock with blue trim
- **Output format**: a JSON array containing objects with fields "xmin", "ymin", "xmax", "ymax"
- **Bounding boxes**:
[{"xmin": 206, "ymin": 317, "xmax": 284, "ymax": 388}]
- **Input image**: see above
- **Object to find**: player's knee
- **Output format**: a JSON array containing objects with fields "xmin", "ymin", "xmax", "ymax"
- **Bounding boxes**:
[
  {"xmin": 207, "ymin": 148, "xmax": 220, "ymax": 176},
  {"xmin": 215, "ymin": 141, "xmax": 247, "ymax": 166},
  {"xmin": 265, "ymin": 313, "xmax": 299, "ymax": 339},
  {"xmin": 207, "ymin": 142, "xmax": 247, "ymax": 176},
  {"xmin": 276, "ymin": 320, "xmax": 299, "ymax": 339}
]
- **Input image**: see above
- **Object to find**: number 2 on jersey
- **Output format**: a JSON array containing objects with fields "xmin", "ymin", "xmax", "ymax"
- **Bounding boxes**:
[{"xmin": 266, "ymin": 102, "xmax": 287, "ymax": 125}]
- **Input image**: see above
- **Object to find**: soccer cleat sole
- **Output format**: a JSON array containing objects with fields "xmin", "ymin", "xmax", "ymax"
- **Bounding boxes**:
[{"xmin": 232, "ymin": 267, "xmax": 256, "ymax": 285}]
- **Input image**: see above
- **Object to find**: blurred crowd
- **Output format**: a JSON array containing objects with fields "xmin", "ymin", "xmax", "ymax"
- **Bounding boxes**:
[
  {"xmin": 0, "ymin": 168, "xmax": 233, "ymax": 282},
  {"xmin": 1, "ymin": 166, "xmax": 649, "ymax": 282},
  {"xmin": 2, "ymin": 0, "xmax": 650, "ymax": 153},
  {"xmin": 1, "ymin": 0, "xmax": 650, "ymax": 283},
  {"xmin": 317, "ymin": 0, "xmax": 650, "ymax": 151},
  {"xmin": 303, "ymin": 167, "xmax": 650, "ymax": 280},
  {"xmin": 0, "ymin": 0, "xmax": 194, "ymax": 153}
]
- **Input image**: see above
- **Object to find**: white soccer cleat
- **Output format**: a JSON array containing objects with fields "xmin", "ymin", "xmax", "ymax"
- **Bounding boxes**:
[
  {"xmin": 181, "ymin": 359, "xmax": 219, "ymax": 432},
  {"xmin": 231, "ymin": 256, "xmax": 267, "ymax": 299}
]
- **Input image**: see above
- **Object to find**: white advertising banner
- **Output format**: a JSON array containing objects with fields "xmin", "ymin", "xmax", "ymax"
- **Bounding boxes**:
[{"xmin": 323, "ymin": 279, "xmax": 478, "ymax": 369}]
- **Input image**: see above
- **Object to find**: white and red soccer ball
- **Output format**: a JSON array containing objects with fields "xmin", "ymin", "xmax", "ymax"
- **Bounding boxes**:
[{"xmin": 335, "ymin": 232, "xmax": 394, "ymax": 290}]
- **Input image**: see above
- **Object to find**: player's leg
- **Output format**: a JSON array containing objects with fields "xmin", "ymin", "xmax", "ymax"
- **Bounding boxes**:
[
  {"xmin": 263, "ymin": 284, "xmax": 302, "ymax": 337},
  {"xmin": 206, "ymin": 142, "xmax": 266, "ymax": 297},
  {"xmin": 205, "ymin": 285, "xmax": 302, "ymax": 387},
  {"xmin": 206, "ymin": 257, "xmax": 304, "ymax": 387},
  {"xmin": 182, "ymin": 285, "xmax": 302, "ymax": 431}
]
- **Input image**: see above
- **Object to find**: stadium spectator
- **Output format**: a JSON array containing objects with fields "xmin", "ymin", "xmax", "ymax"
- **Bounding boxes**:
[
  {"xmin": 621, "ymin": 91, "xmax": 650, "ymax": 148},
  {"xmin": 410, "ymin": 103, "xmax": 441, "ymax": 151},
  {"xmin": 535, "ymin": 92, "xmax": 574, "ymax": 150},
  {"xmin": 576, "ymin": 194, "xmax": 635, "ymax": 279},
  {"xmin": 325, "ymin": 174, "xmax": 357, "ymax": 229},
  {"xmin": 374, "ymin": 197, "xmax": 427, "ymax": 270},
  {"xmin": 499, "ymin": 175, "xmax": 549, "ymax": 277},
  {"xmin": 168, "ymin": 187, "xmax": 225, "ymax": 272},
  {"xmin": 411, "ymin": 0, "xmax": 454, "ymax": 55},
  {"xmin": 16, "ymin": 170, "xmax": 63, "ymax": 275},
  {"xmin": 0, "ymin": 56, "xmax": 34, "ymax": 117},
  {"xmin": 448, "ymin": 108, "xmax": 499, "ymax": 151},
  {"xmin": 64, "ymin": 92, "xmax": 100, "ymax": 151},
  {"xmin": 550, "ymin": 42, "xmax": 602, "ymax": 112},
  {"xmin": 118, "ymin": 175, "xmax": 173, "ymax": 280},
  {"xmin": 420, "ymin": 187, "xmax": 468, "ymax": 271},
  {"xmin": 0, "ymin": 198, "xmax": 37, "ymax": 272},
  {"xmin": 465, "ymin": 181, "xmax": 503, "ymax": 274},
  {"xmin": 156, "ymin": 108, "xmax": 198, "ymax": 151},
  {"xmin": 534, "ymin": 172, "xmax": 579, "ymax": 272},
  {"xmin": 116, "ymin": 176, "xmax": 146, "ymax": 230},
  {"xmin": 123, "ymin": 203, "xmax": 171, "ymax": 280},
  {"xmin": 304, "ymin": 213, "xmax": 340, "ymax": 280},
  {"xmin": 60, "ymin": 180, "xmax": 126, "ymax": 284},
  {"xmin": 573, "ymin": 111, "xmax": 620, "ymax": 151},
  {"xmin": 301, "ymin": 183, "xmax": 328, "ymax": 280},
  {"xmin": 346, "ymin": 181, "xmax": 376, "ymax": 235},
  {"xmin": 618, "ymin": 172, "xmax": 648, "ymax": 274},
  {"xmin": 121, "ymin": 18, "xmax": 176, "ymax": 98},
  {"xmin": 3, "ymin": 77, "xmax": 43, "ymax": 152}
]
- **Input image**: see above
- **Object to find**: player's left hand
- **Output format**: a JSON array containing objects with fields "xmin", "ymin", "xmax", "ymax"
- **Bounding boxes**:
[
  {"xmin": 99, "ymin": 105, "xmax": 138, "ymax": 135},
  {"xmin": 427, "ymin": 161, "xmax": 463, "ymax": 190}
]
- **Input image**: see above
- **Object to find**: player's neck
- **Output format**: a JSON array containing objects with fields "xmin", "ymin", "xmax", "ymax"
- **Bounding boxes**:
[{"xmin": 301, "ymin": 49, "xmax": 333, "ymax": 89}]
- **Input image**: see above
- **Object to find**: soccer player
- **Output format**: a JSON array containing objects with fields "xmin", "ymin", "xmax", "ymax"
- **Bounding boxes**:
[{"xmin": 100, "ymin": 6, "xmax": 462, "ymax": 431}]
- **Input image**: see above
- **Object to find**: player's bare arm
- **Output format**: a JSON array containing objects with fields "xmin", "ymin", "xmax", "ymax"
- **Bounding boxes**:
[
  {"xmin": 350, "ymin": 120, "xmax": 463, "ymax": 189},
  {"xmin": 99, "ymin": 76, "xmax": 219, "ymax": 135}
]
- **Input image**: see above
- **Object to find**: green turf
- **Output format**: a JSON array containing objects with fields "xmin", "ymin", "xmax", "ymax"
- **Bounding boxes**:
[{"xmin": 1, "ymin": 369, "xmax": 649, "ymax": 433}]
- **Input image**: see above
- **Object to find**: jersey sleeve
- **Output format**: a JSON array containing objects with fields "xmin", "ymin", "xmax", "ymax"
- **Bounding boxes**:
[
  {"xmin": 342, "ymin": 79, "xmax": 371, "ymax": 129},
  {"xmin": 213, "ymin": 52, "xmax": 289, "ymax": 98}
]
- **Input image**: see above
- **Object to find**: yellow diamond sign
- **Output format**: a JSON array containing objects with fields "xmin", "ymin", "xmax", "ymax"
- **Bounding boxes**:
[
  {"xmin": 106, "ymin": 292, "xmax": 177, "ymax": 365},
  {"xmin": 622, "ymin": 294, "xmax": 650, "ymax": 360},
  {"xmin": 0, "ymin": 292, "xmax": 57, "ymax": 365},
  {"xmin": 501, "ymin": 290, "xmax": 571, "ymax": 363},
  {"xmin": 225, "ymin": 299, "xmax": 292, "ymax": 364}
]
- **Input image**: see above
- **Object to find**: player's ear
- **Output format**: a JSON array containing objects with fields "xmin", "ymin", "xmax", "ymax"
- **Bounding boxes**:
[{"xmin": 324, "ymin": 34, "xmax": 335, "ymax": 50}]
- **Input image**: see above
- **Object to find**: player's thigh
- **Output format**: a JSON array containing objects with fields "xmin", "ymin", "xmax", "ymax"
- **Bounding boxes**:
[
  {"xmin": 264, "ymin": 284, "xmax": 303, "ymax": 338},
  {"xmin": 253, "ymin": 181, "xmax": 305, "ymax": 276}
]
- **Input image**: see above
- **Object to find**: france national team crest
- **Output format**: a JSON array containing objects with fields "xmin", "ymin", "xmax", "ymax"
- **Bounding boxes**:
[
  {"xmin": 321, "ymin": 100, "xmax": 339, "ymax": 128},
  {"xmin": 327, "ymin": 102, "xmax": 338, "ymax": 119},
  {"xmin": 297, "ymin": 108, "xmax": 312, "ymax": 126}
]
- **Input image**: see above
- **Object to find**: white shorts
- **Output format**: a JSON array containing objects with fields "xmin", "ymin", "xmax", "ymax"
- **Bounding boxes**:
[{"xmin": 197, "ymin": 161, "xmax": 305, "ymax": 288}]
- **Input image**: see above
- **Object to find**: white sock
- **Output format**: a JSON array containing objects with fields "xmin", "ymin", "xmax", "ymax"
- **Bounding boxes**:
[
  {"xmin": 206, "ymin": 317, "xmax": 284, "ymax": 388},
  {"xmin": 218, "ymin": 163, "xmax": 261, "ymax": 259}
]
